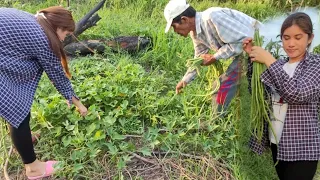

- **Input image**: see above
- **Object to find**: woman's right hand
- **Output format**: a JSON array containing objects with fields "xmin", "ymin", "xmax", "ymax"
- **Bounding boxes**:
[
  {"xmin": 76, "ymin": 103, "xmax": 88, "ymax": 116},
  {"xmin": 242, "ymin": 37, "xmax": 253, "ymax": 54},
  {"xmin": 72, "ymin": 96, "xmax": 88, "ymax": 116}
]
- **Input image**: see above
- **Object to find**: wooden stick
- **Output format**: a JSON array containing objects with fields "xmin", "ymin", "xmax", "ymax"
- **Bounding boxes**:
[
  {"xmin": 123, "ymin": 135, "xmax": 143, "ymax": 139},
  {"xmin": 129, "ymin": 152, "xmax": 157, "ymax": 165},
  {"xmin": 4, "ymin": 145, "xmax": 13, "ymax": 180},
  {"xmin": 63, "ymin": 0, "xmax": 106, "ymax": 46},
  {"xmin": 152, "ymin": 151, "xmax": 203, "ymax": 160}
]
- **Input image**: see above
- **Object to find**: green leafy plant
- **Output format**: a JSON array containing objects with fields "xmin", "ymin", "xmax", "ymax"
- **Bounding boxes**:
[{"xmin": 313, "ymin": 44, "xmax": 320, "ymax": 54}]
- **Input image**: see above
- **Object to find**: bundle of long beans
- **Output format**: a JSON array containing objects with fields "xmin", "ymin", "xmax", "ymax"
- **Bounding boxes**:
[
  {"xmin": 186, "ymin": 57, "xmax": 203, "ymax": 75},
  {"xmin": 186, "ymin": 57, "xmax": 224, "ymax": 94},
  {"xmin": 251, "ymin": 29, "xmax": 274, "ymax": 142},
  {"xmin": 206, "ymin": 60, "xmax": 224, "ymax": 93}
]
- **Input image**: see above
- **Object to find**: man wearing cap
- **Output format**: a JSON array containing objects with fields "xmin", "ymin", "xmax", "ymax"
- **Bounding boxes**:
[{"xmin": 164, "ymin": 0, "xmax": 261, "ymax": 112}]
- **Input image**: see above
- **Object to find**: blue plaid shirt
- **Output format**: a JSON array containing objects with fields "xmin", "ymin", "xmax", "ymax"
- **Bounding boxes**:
[
  {"xmin": 182, "ymin": 7, "xmax": 261, "ymax": 83},
  {"xmin": 0, "ymin": 8, "xmax": 77, "ymax": 128}
]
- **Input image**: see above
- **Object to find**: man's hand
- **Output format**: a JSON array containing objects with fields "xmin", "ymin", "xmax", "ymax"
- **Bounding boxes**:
[
  {"xmin": 200, "ymin": 54, "xmax": 215, "ymax": 66},
  {"xmin": 176, "ymin": 81, "xmax": 187, "ymax": 94},
  {"xmin": 242, "ymin": 37, "xmax": 253, "ymax": 54}
]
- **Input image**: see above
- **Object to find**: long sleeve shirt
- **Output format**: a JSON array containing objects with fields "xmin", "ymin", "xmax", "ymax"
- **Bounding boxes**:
[
  {"xmin": 182, "ymin": 7, "xmax": 261, "ymax": 83},
  {"xmin": 0, "ymin": 8, "xmax": 77, "ymax": 128},
  {"xmin": 249, "ymin": 52, "xmax": 320, "ymax": 161}
]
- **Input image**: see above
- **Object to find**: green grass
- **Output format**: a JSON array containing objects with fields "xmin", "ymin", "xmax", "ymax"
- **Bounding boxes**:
[
  {"xmin": 0, "ymin": 0, "xmax": 319, "ymax": 179},
  {"xmin": 237, "ymin": 76, "xmax": 278, "ymax": 180}
]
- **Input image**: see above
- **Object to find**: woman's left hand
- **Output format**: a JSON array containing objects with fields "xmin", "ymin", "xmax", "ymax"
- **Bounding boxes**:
[{"xmin": 249, "ymin": 46, "xmax": 276, "ymax": 67}]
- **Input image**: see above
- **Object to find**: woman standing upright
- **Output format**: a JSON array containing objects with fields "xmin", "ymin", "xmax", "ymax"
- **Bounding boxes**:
[{"xmin": 244, "ymin": 12, "xmax": 319, "ymax": 180}]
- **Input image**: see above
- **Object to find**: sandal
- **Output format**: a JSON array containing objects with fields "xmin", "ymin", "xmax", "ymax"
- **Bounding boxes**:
[{"xmin": 27, "ymin": 161, "xmax": 58, "ymax": 180}]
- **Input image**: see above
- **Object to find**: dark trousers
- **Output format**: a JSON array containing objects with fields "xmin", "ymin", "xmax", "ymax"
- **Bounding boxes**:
[
  {"xmin": 271, "ymin": 143, "xmax": 318, "ymax": 180},
  {"xmin": 8, "ymin": 113, "xmax": 36, "ymax": 164}
]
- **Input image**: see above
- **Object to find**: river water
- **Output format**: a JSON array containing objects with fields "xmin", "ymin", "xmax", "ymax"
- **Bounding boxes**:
[{"xmin": 259, "ymin": 7, "xmax": 319, "ymax": 53}]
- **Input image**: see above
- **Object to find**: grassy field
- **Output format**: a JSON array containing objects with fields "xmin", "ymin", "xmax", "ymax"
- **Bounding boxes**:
[
  {"xmin": 236, "ymin": 77, "xmax": 278, "ymax": 180},
  {"xmin": 0, "ymin": 0, "xmax": 320, "ymax": 179}
]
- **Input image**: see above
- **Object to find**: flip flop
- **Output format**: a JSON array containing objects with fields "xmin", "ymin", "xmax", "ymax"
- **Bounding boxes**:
[{"xmin": 27, "ymin": 161, "xmax": 58, "ymax": 180}]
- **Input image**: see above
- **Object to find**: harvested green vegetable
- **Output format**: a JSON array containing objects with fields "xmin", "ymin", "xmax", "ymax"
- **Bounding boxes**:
[
  {"xmin": 186, "ymin": 57, "xmax": 224, "ymax": 94},
  {"xmin": 186, "ymin": 57, "xmax": 203, "ymax": 75},
  {"xmin": 206, "ymin": 61, "xmax": 224, "ymax": 93},
  {"xmin": 251, "ymin": 29, "xmax": 276, "ymax": 142}
]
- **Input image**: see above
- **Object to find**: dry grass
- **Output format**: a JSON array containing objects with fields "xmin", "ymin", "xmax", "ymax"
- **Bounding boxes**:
[{"xmin": 2, "ymin": 151, "xmax": 234, "ymax": 180}]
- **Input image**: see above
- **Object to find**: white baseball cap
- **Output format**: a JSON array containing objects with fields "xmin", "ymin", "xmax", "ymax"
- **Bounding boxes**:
[{"xmin": 164, "ymin": 0, "xmax": 190, "ymax": 33}]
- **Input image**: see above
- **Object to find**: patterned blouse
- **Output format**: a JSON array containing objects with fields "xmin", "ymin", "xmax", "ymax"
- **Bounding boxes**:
[
  {"xmin": 248, "ymin": 52, "xmax": 320, "ymax": 161},
  {"xmin": 0, "ymin": 8, "xmax": 77, "ymax": 128}
]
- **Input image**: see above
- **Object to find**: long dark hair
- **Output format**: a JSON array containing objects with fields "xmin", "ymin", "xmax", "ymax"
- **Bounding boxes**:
[{"xmin": 36, "ymin": 6, "xmax": 75, "ymax": 78}]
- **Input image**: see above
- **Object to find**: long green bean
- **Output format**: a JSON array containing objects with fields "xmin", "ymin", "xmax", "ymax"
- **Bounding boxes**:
[{"xmin": 251, "ymin": 29, "xmax": 275, "ymax": 142}]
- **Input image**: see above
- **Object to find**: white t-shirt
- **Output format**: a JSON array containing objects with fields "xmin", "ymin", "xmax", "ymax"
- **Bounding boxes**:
[{"xmin": 269, "ymin": 61, "xmax": 300, "ymax": 144}]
